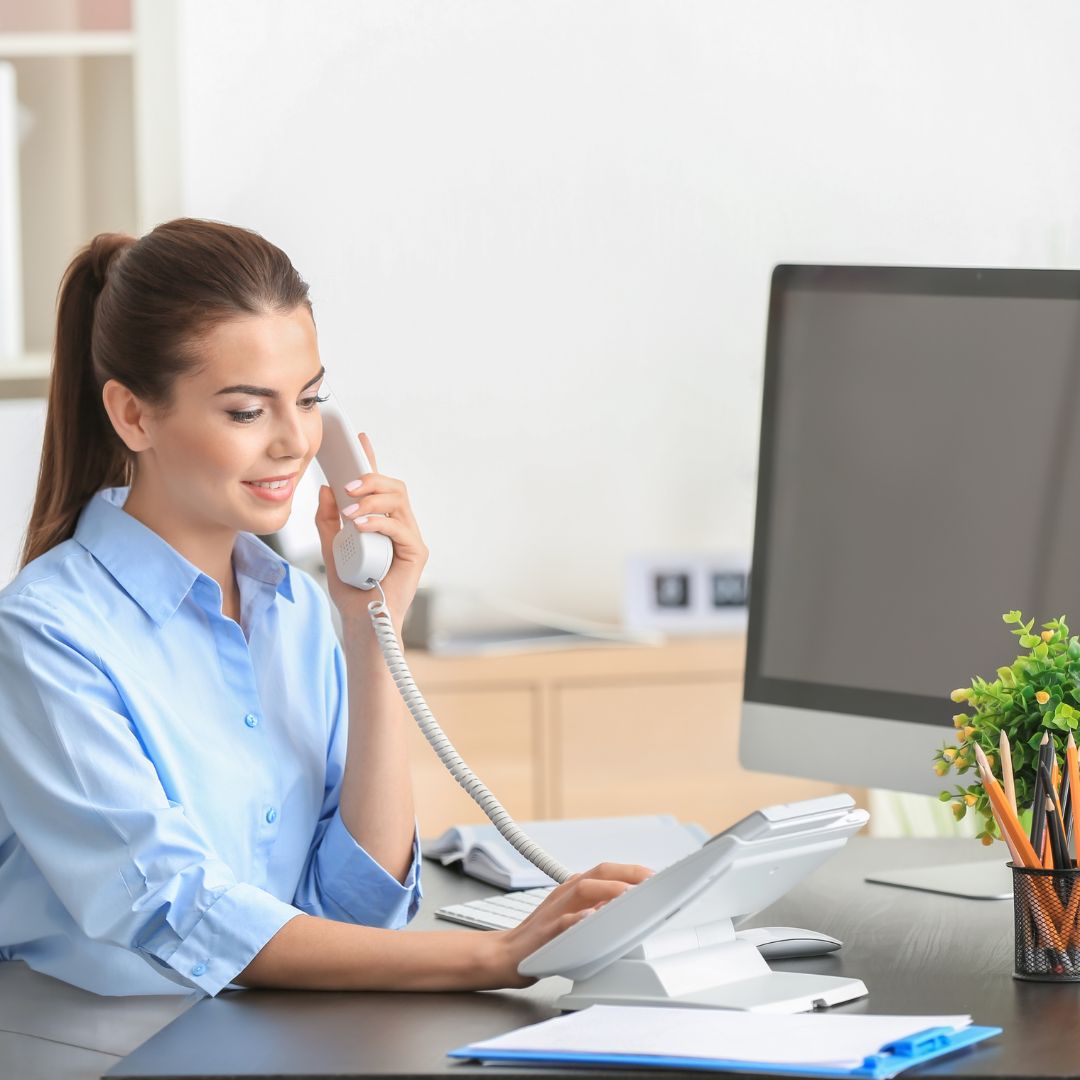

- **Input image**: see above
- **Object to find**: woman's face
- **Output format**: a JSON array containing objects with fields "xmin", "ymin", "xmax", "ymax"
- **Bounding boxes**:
[{"xmin": 136, "ymin": 306, "xmax": 325, "ymax": 539}]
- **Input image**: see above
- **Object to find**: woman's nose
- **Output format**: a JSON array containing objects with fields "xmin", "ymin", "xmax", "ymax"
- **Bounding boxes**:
[{"xmin": 271, "ymin": 410, "xmax": 309, "ymax": 459}]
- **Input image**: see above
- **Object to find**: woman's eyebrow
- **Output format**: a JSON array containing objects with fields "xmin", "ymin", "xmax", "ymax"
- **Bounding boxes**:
[{"xmin": 215, "ymin": 365, "xmax": 326, "ymax": 398}]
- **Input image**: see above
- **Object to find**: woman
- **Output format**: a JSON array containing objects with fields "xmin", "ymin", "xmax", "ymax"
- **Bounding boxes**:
[{"xmin": 0, "ymin": 219, "xmax": 647, "ymax": 997}]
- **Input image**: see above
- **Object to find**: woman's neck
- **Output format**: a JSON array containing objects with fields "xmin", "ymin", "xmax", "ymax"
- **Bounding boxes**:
[{"xmin": 121, "ymin": 479, "xmax": 239, "ymax": 617}]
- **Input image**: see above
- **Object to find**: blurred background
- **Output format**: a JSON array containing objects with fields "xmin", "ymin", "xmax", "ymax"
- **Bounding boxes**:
[{"xmin": 2, "ymin": 0, "xmax": 1077, "ymax": 836}]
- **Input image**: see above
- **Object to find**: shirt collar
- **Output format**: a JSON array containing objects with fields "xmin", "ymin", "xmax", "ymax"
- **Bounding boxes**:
[{"xmin": 73, "ymin": 487, "xmax": 294, "ymax": 627}]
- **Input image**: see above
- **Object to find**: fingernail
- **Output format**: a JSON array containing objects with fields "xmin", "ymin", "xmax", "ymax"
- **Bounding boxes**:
[
  {"xmin": 353, "ymin": 516, "xmax": 369, "ymax": 527},
  {"xmin": 345, "ymin": 480, "xmax": 364, "ymax": 494},
  {"xmin": 341, "ymin": 503, "xmax": 360, "ymax": 516}
]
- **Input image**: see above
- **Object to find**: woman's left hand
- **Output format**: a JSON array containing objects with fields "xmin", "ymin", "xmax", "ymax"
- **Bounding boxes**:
[{"xmin": 314, "ymin": 432, "xmax": 428, "ymax": 630}]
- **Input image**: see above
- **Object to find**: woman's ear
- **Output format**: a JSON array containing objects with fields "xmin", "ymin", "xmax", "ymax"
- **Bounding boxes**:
[{"xmin": 101, "ymin": 379, "xmax": 154, "ymax": 453}]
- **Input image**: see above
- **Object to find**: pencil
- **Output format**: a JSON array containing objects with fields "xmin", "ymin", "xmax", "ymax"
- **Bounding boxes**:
[
  {"xmin": 1069, "ymin": 733, "xmax": 1080, "ymax": 868},
  {"xmin": 1030, "ymin": 734, "xmax": 1052, "ymax": 858},
  {"xmin": 977, "ymin": 748, "xmax": 1071, "ymax": 944},
  {"xmin": 1061, "ymin": 766, "xmax": 1073, "ymax": 856},
  {"xmin": 974, "ymin": 744, "xmax": 1041, "ymax": 868},
  {"xmin": 1000, "ymin": 729, "xmax": 1018, "ymax": 819},
  {"xmin": 1046, "ymin": 794, "xmax": 1068, "ymax": 872}
]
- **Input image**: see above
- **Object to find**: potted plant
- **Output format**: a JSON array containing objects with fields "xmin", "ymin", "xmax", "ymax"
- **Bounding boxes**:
[{"xmin": 935, "ymin": 610, "xmax": 1080, "ymax": 843}]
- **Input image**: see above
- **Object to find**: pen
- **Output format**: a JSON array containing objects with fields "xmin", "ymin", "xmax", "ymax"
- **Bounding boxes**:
[{"xmin": 1000, "ymin": 730, "xmax": 1019, "ymax": 819}]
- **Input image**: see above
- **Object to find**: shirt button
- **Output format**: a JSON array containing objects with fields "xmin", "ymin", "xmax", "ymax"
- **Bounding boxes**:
[
  {"xmin": 192, "ymin": 962, "xmax": 207, "ymax": 977},
  {"xmin": 265, "ymin": 807, "xmax": 278, "ymax": 825},
  {"xmin": 244, "ymin": 713, "xmax": 259, "ymax": 728}
]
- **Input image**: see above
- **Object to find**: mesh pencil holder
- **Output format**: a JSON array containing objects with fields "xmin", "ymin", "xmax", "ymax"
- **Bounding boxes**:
[{"xmin": 1012, "ymin": 863, "xmax": 1080, "ymax": 981}]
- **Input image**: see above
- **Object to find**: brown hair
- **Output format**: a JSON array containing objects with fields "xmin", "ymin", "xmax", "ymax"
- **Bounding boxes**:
[{"xmin": 20, "ymin": 218, "xmax": 312, "ymax": 568}]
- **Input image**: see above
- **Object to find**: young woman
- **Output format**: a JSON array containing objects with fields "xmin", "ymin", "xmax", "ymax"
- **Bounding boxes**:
[{"xmin": 0, "ymin": 219, "xmax": 647, "ymax": 997}]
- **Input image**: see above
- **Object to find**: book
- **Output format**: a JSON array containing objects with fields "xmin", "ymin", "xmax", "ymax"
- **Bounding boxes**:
[
  {"xmin": 449, "ymin": 1004, "xmax": 1002, "ymax": 1079},
  {"xmin": 423, "ymin": 814, "xmax": 708, "ymax": 889}
]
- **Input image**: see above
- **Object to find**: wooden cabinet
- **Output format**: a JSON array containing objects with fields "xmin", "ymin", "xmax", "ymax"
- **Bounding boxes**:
[
  {"xmin": 399, "ymin": 635, "xmax": 861, "ymax": 836},
  {"xmin": 402, "ymin": 686, "xmax": 539, "ymax": 831}
]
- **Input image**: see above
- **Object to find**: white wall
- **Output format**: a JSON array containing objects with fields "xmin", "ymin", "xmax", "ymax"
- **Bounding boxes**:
[
  {"xmin": 7, "ymin": 1, "xmax": 1080, "ymax": 616},
  {"xmin": 170, "ymin": 0, "xmax": 1080, "ymax": 621},
  {"xmin": 0, "ymin": 400, "xmax": 46, "ymax": 579}
]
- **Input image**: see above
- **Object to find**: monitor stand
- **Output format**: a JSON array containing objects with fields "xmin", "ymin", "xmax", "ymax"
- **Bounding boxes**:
[{"xmin": 865, "ymin": 860, "xmax": 1012, "ymax": 900}]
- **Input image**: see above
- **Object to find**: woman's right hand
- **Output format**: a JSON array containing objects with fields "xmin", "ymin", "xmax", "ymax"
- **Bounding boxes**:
[{"xmin": 486, "ymin": 862, "xmax": 654, "ymax": 988}]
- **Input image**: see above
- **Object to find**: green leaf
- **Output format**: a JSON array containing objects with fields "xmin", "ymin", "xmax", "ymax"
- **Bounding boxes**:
[
  {"xmin": 1021, "ymin": 635, "xmax": 1040, "ymax": 648},
  {"xmin": 1035, "ymin": 643, "xmax": 1050, "ymax": 660},
  {"xmin": 1003, "ymin": 611, "xmax": 1022, "ymax": 624}
]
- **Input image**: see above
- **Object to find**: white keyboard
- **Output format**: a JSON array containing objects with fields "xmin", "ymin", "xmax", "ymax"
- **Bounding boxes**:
[{"xmin": 435, "ymin": 887, "xmax": 555, "ymax": 930}]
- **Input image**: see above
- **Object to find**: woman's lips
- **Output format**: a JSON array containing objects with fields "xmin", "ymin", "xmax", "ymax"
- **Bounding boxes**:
[{"xmin": 242, "ymin": 475, "xmax": 296, "ymax": 502}]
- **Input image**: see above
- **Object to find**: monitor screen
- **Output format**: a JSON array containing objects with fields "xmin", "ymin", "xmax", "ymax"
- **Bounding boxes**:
[{"xmin": 742, "ymin": 265, "xmax": 1080, "ymax": 792}]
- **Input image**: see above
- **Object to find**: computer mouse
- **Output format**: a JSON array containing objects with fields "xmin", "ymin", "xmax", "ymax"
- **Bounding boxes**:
[{"xmin": 735, "ymin": 925, "xmax": 842, "ymax": 960}]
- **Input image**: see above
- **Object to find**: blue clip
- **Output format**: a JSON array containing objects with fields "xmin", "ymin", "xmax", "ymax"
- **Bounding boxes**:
[{"xmin": 862, "ymin": 1026, "xmax": 954, "ymax": 1067}]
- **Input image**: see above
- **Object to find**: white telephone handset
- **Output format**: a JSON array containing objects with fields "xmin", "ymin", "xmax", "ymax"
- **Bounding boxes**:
[
  {"xmin": 315, "ymin": 388, "xmax": 570, "ymax": 883},
  {"xmin": 316, "ymin": 395, "xmax": 393, "ymax": 590}
]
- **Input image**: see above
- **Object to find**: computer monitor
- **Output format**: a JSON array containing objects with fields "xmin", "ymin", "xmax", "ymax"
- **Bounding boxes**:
[{"xmin": 740, "ymin": 265, "xmax": 1080, "ymax": 811}]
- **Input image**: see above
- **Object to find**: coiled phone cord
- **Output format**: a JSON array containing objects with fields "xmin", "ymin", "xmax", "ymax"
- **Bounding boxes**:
[{"xmin": 367, "ymin": 583, "xmax": 571, "ymax": 885}]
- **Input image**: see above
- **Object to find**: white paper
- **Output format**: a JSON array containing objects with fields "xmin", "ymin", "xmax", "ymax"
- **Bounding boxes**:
[
  {"xmin": 425, "ymin": 815, "xmax": 707, "ymax": 889},
  {"xmin": 465, "ymin": 1005, "xmax": 973, "ymax": 1069}
]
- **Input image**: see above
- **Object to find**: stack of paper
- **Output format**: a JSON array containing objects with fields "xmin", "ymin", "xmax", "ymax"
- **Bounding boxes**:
[
  {"xmin": 450, "ymin": 1005, "xmax": 1002, "ymax": 1079},
  {"xmin": 424, "ymin": 814, "xmax": 707, "ymax": 889}
]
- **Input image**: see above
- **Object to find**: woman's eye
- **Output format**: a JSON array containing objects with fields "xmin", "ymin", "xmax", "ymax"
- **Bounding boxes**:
[{"xmin": 228, "ymin": 394, "xmax": 327, "ymax": 423}]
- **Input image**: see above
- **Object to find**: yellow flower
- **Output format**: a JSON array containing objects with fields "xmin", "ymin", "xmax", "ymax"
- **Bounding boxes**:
[
  {"xmin": 943, "ymin": 747, "xmax": 958, "ymax": 761},
  {"xmin": 1042, "ymin": 630, "xmax": 1054, "ymax": 642},
  {"xmin": 951, "ymin": 802, "xmax": 965, "ymax": 820},
  {"xmin": 934, "ymin": 761, "xmax": 950, "ymax": 776},
  {"xmin": 950, "ymin": 688, "xmax": 972, "ymax": 703},
  {"xmin": 964, "ymin": 793, "xmax": 978, "ymax": 806},
  {"xmin": 1036, "ymin": 690, "xmax": 1051, "ymax": 705},
  {"xmin": 980, "ymin": 834, "xmax": 994, "ymax": 846},
  {"xmin": 962, "ymin": 726, "xmax": 977, "ymax": 741}
]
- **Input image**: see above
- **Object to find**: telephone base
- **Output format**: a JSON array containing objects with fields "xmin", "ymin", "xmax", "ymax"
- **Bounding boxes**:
[{"xmin": 557, "ymin": 969, "xmax": 868, "ymax": 1014}]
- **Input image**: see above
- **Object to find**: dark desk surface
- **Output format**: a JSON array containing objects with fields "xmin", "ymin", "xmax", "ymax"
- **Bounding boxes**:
[{"xmin": 101, "ymin": 837, "xmax": 1080, "ymax": 1080}]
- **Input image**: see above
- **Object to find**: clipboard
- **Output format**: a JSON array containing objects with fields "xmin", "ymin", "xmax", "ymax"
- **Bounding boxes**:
[{"xmin": 449, "ymin": 1008, "xmax": 1002, "ymax": 1079}]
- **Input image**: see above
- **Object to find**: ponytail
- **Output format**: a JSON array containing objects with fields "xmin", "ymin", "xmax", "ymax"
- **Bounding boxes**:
[
  {"xmin": 21, "ymin": 235, "xmax": 134, "ymax": 567},
  {"xmin": 19, "ymin": 218, "xmax": 312, "ymax": 569}
]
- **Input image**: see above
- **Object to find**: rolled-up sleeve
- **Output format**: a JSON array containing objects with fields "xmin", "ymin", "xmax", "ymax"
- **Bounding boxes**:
[
  {"xmin": 0, "ymin": 596, "xmax": 302, "ymax": 996},
  {"xmin": 292, "ymin": 634, "xmax": 423, "ymax": 926}
]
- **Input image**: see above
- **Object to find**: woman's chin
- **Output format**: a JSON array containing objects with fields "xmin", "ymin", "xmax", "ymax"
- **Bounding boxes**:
[{"xmin": 239, "ymin": 502, "xmax": 293, "ymax": 537}]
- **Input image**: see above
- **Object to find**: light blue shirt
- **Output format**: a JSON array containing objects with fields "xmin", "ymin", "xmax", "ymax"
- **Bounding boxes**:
[{"xmin": 0, "ymin": 487, "xmax": 421, "ymax": 997}]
